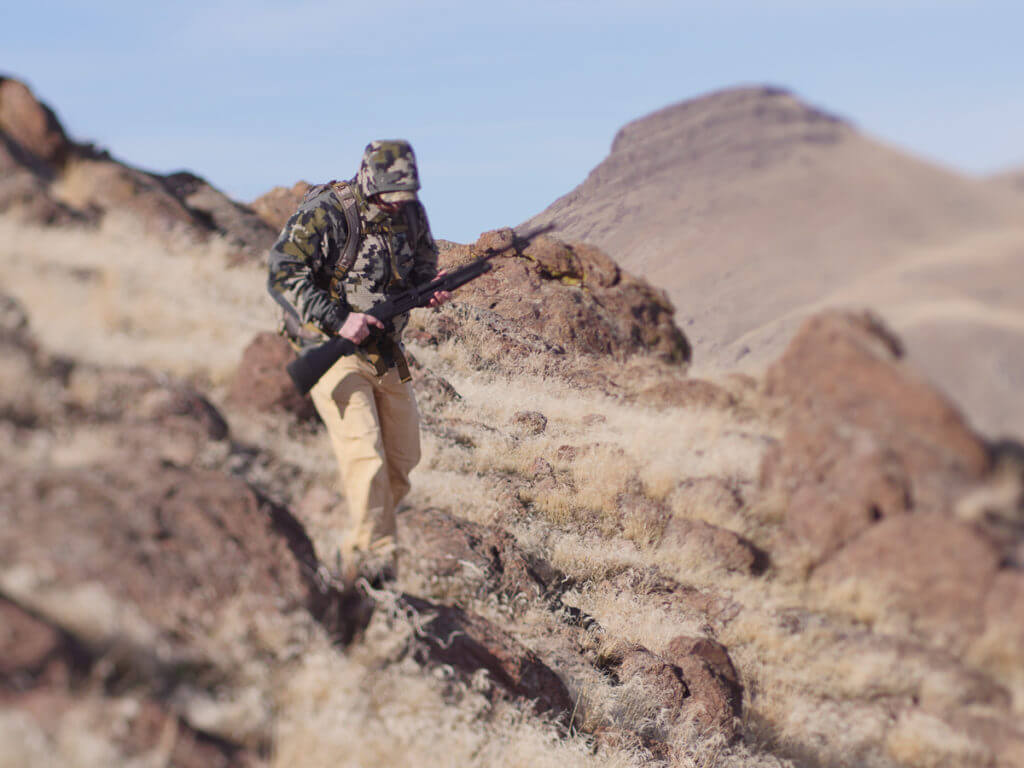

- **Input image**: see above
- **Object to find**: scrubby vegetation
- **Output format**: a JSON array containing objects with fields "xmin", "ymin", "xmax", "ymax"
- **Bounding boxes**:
[{"xmin": 4, "ymin": 214, "xmax": 1022, "ymax": 768}]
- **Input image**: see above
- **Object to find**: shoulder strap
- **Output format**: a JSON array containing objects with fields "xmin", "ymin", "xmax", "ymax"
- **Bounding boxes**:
[
  {"xmin": 327, "ymin": 181, "xmax": 362, "ymax": 298},
  {"xmin": 404, "ymin": 202, "xmax": 422, "ymax": 249}
]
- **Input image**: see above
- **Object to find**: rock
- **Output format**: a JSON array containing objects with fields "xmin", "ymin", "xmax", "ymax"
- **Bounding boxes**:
[
  {"xmin": 0, "ymin": 77, "xmax": 71, "ymax": 167},
  {"xmin": 0, "ymin": 115, "xmax": 80, "ymax": 224},
  {"xmin": 942, "ymin": 712, "xmax": 1024, "ymax": 768},
  {"xmin": 816, "ymin": 516, "xmax": 1000, "ymax": 645},
  {"xmin": 957, "ymin": 443, "xmax": 1024, "ymax": 566},
  {"xmin": 511, "ymin": 410, "xmax": 547, "ymax": 435},
  {"xmin": 407, "ymin": 352, "xmax": 461, "ymax": 409},
  {"xmin": 161, "ymin": 171, "xmax": 276, "ymax": 256},
  {"xmin": 602, "ymin": 637, "xmax": 742, "ymax": 746},
  {"xmin": 760, "ymin": 311, "xmax": 991, "ymax": 563},
  {"xmin": 664, "ymin": 635, "xmax": 743, "ymax": 737},
  {"xmin": 659, "ymin": 517, "xmax": 768, "ymax": 575},
  {"xmin": 759, "ymin": 313, "xmax": 1015, "ymax": 647},
  {"xmin": 249, "ymin": 181, "xmax": 310, "ymax": 232},
  {"xmin": 54, "ymin": 157, "xmax": 202, "ymax": 236},
  {"xmin": 411, "ymin": 302, "xmax": 565, "ymax": 373},
  {"xmin": 582, "ymin": 413, "xmax": 607, "ymax": 427},
  {"xmin": 398, "ymin": 508, "xmax": 548, "ymax": 604},
  {"xmin": 133, "ymin": 385, "xmax": 229, "ymax": 441},
  {"xmin": 400, "ymin": 594, "xmax": 573, "ymax": 715},
  {"xmin": 0, "ymin": 602, "xmax": 260, "ymax": 768},
  {"xmin": 0, "ymin": 596, "xmax": 66, "ymax": 681},
  {"xmin": 436, "ymin": 230, "xmax": 690, "ymax": 367},
  {"xmin": 0, "ymin": 600, "xmax": 258, "ymax": 768},
  {"xmin": 2, "ymin": 464, "xmax": 306, "ymax": 633},
  {"xmin": 229, "ymin": 332, "xmax": 315, "ymax": 420},
  {"xmin": 613, "ymin": 646, "xmax": 689, "ymax": 745}
]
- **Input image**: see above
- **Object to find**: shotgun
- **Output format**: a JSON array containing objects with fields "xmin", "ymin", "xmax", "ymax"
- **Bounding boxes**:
[{"xmin": 285, "ymin": 223, "xmax": 554, "ymax": 394}]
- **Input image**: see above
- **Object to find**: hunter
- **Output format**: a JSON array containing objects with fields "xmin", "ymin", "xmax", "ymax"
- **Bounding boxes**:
[{"xmin": 267, "ymin": 140, "xmax": 450, "ymax": 588}]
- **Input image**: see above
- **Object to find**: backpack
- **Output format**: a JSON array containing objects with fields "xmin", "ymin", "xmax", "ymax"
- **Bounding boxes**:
[
  {"xmin": 302, "ymin": 180, "xmax": 423, "ymax": 299},
  {"xmin": 301, "ymin": 180, "xmax": 362, "ymax": 299}
]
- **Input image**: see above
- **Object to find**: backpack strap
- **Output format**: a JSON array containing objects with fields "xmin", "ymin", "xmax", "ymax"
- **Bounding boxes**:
[
  {"xmin": 326, "ymin": 181, "xmax": 362, "ymax": 299},
  {"xmin": 404, "ymin": 202, "xmax": 422, "ymax": 251}
]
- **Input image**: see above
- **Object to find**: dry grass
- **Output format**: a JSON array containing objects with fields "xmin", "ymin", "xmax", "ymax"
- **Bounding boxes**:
[
  {"xmin": 272, "ymin": 627, "xmax": 645, "ymax": 768},
  {"xmin": 0, "ymin": 213, "xmax": 273, "ymax": 384},
  {"xmin": 4, "ymin": 213, "xmax": 1021, "ymax": 768}
]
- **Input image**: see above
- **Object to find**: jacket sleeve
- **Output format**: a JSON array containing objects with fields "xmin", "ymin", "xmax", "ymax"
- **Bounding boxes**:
[
  {"xmin": 408, "ymin": 202, "xmax": 439, "ymax": 286},
  {"xmin": 266, "ymin": 200, "xmax": 349, "ymax": 334}
]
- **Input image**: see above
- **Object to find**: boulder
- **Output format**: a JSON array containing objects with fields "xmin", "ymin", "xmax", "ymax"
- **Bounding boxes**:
[
  {"xmin": 760, "ymin": 310, "xmax": 990, "ymax": 563},
  {"xmin": 0, "ymin": 147, "xmax": 68, "ymax": 224},
  {"xmin": 659, "ymin": 517, "xmax": 768, "ymax": 575},
  {"xmin": 407, "ymin": 352, "xmax": 462, "ymax": 409},
  {"xmin": 400, "ymin": 594, "xmax": 573, "ymax": 716},
  {"xmin": 249, "ymin": 181, "xmax": 310, "ymax": 232},
  {"xmin": 432, "ymin": 229, "xmax": 690, "ymax": 368},
  {"xmin": 758, "ymin": 311, "xmax": 1024, "ymax": 648},
  {"xmin": 0, "ymin": 77, "xmax": 71, "ymax": 167},
  {"xmin": 398, "ymin": 507, "xmax": 549, "ymax": 605},
  {"xmin": 0, "ymin": 86, "xmax": 81, "ymax": 224},
  {"xmin": 162, "ymin": 171, "xmax": 276, "ymax": 256},
  {"xmin": 0, "ymin": 596, "xmax": 66, "ymax": 681},
  {"xmin": 601, "ymin": 637, "xmax": 743, "ymax": 745},
  {"xmin": 815, "ymin": 516, "xmax": 1000, "ymax": 644},
  {"xmin": 229, "ymin": 332, "xmax": 315, "ymax": 420},
  {"xmin": 665, "ymin": 635, "xmax": 744, "ymax": 736},
  {"xmin": 0, "ymin": 595, "xmax": 256, "ymax": 768},
  {"xmin": 612, "ymin": 646, "xmax": 689, "ymax": 746}
]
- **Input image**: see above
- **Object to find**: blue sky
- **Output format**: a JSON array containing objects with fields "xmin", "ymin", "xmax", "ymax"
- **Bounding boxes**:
[{"xmin": 5, "ymin": 1, "xmax": 1023, "ymax": 242}]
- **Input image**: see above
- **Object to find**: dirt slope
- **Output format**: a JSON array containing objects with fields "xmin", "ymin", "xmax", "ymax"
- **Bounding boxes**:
[{"xmin": 522, "ymin": 86, "xmax": 1024, "ymax": 437}]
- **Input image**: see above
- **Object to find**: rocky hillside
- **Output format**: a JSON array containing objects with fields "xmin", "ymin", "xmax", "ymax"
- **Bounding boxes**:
[
  {"xmin": 0, "ymin": 75, "xmax": 275, "ymax": 258},
  {"xmin": 3, "ymin": 77, "xmax": 1024, "ymax": 768},
  {"xmin": 522, "ymin": 86, "xmax": 1024, "ymax": 439}
]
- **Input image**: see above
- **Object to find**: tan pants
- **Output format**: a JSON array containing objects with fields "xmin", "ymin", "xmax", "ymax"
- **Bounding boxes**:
[{"xmin": 309, "ymin": 353, "xmax": 420, "ymax": 561}]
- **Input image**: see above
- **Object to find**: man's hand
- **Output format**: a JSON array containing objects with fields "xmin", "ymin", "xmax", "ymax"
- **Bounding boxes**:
[
  {"xmin": 427, "ymin": 270, "xmax": 452, "ymax": 308},
  {"xmin": 338, "ymin": 312, "xmax": 385, "ymax": 344}
]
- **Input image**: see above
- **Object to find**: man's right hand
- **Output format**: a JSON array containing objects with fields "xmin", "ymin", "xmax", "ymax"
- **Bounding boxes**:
[{"xmin": 338, "ymin": 312, "xmax": 385, "ymax": 344}]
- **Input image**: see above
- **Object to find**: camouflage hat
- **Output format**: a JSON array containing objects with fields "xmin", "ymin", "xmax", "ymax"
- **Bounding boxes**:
[{"xmin": 358, "ymin": 139, "xmax": 420, "ymax": 203}]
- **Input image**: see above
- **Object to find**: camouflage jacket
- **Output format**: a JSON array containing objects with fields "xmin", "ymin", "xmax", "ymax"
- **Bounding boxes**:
[{"xmin": 266, "ymin": 181, "xmax": 439, "ymax": 354}]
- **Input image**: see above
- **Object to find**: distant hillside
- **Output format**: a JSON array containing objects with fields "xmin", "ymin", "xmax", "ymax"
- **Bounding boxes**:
[
  {"xmin": 990, "ymin": 166, "xmax": 1024, "ymax": 194},
  {"xmin": 523, "ymin": 87, "xmax": 1024, "ymax": 438}
]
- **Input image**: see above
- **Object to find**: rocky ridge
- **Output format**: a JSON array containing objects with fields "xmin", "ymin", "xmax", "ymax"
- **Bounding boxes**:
[{"xmin": 0, "ymin": 76, "xmax": 275, "ymax": 257}]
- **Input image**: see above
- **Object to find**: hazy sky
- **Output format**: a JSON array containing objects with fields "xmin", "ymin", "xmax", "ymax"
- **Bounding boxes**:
[{"xmin": 5, "ymin": 1, "xmax": 1022, "ymax": 242}]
